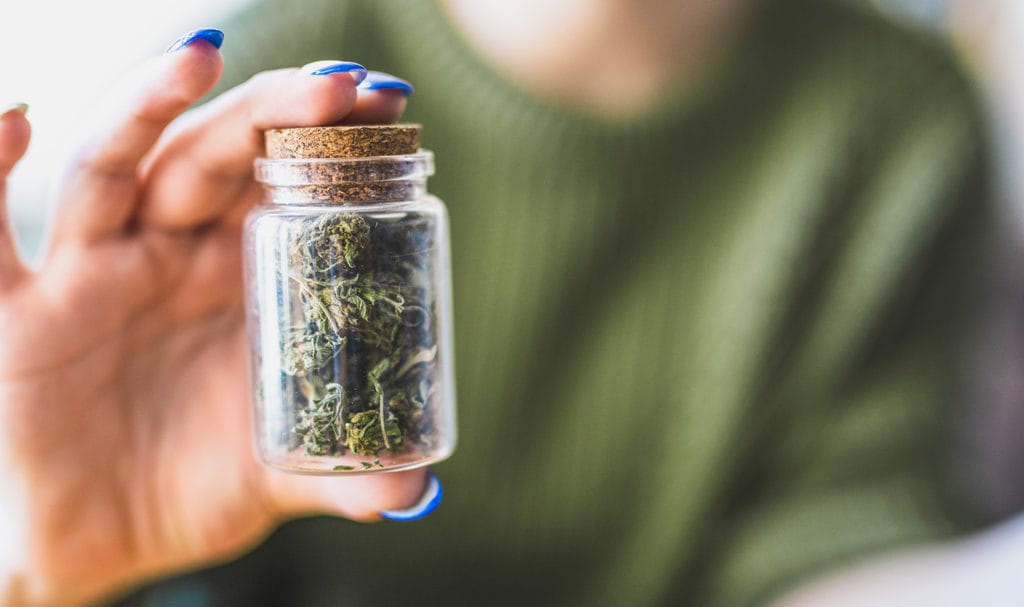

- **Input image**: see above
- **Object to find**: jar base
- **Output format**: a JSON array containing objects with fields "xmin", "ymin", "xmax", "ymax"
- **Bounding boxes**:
[{"xmin": 260, "ymin": 445, "xmax": 453, "ymax": 476}]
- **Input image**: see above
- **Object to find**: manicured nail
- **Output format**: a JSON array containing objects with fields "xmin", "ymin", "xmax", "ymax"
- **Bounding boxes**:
[
  {"xmin": 0, "ymin": 103, "xmax": 28, "ymax": 117},
  {"xmin": 305, "ymin": 61, "xmax": 368, "ymax": 85},
  {"xmin": 380, "ymin": 471, "xmax": 442, "ymax": 522},
  {"xmin": 358, "ymin": 71, "xmax": 414, "ymax": 96},
  {"xmin": 165, "ymin": 28, "xmax": 225, "ymax": 53}
]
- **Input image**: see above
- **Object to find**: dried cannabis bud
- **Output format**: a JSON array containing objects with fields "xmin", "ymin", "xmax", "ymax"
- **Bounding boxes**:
[{"xmin": 283, "ymin": 213, "xmax": 439, "ymax": 459}]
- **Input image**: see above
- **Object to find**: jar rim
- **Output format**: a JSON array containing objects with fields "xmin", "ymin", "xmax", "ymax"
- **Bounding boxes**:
[{"xmin": 255, "ymin": 150, "xmax": 434, "ymax": 186}]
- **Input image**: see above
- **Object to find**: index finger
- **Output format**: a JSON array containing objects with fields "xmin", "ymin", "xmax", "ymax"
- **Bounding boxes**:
[{"xmin": 139, "ymin": 64, "xmax": 410, "ymax": 231}]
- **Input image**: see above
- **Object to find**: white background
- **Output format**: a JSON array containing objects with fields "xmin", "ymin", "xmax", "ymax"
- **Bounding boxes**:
[{"xmin": 0, "ymin": 0, "xmax": 248, "ymax": 260}]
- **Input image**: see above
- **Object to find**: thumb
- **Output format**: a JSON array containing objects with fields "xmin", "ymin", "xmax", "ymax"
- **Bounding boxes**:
[
  {"xmin": 0, "ymin": 104, "xmax": 30, "ymax": 291},
  {"xmin": 261, "ymin": 467, "xmax": 441, "ymax": 522}
]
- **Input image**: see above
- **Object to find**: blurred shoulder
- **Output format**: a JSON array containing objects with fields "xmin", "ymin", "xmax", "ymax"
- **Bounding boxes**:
[
  {"xmin": 747, "ymin": 0, "xmax": 989, "ymax": 162},
  {"xmin": 774, "ymin": 0, "xmax": 982, "ymax": 106}
]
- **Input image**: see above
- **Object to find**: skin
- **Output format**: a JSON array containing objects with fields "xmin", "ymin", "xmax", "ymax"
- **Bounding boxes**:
[{"xmin": 0, "ymin": 43, "xmax": 425, "ymax": 605}]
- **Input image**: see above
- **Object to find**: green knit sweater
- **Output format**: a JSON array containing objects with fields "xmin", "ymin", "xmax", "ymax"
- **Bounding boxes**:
[{"xmin": 143, "ymin": 1, "xmax": 997, "ymax": 605}]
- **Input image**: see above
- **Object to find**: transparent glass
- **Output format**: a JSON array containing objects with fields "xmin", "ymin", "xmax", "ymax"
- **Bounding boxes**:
[{"xmin": 244, "ymin": 151, "xmax": 456, "ymax": 474}]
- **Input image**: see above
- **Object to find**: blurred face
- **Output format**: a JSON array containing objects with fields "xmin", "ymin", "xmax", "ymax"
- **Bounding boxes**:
[{"xmin": 439, "ymin": 0, "xmax": 755, "ymax": 118}]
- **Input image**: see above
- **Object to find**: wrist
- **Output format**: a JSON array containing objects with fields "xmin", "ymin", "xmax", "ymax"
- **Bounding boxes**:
[
  {"xmin": 0, "ymin": 558, "xmax": 138, "ymax": 607},
  {"xmin": 0, "ymin": 473, "xmax": 141, "ymax": 607},
  {"xmin": 0, "ymin": 522, "xmax": 114, "ymax": 607},
  {"xmin": 0, "ymin": 572, "xmax": 83, "ymax": 607}
]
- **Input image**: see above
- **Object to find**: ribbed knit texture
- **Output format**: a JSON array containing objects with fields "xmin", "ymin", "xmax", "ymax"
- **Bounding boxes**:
[{"xmin": 141, "ymin": 1, "xmax": 997, "ymax": 605}]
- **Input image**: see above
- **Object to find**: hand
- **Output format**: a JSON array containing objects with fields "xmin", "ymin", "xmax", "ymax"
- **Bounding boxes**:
[{"xmin": 0, "ymin": 31, "xmax": 425, "ymax": 606}]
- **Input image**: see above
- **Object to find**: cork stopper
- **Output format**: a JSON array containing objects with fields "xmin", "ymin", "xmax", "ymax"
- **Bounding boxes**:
[
  {"xmin": 264, "ymin": 124, "xmax": 421, "ymax": 159},
  {"xmin": 257, "ymin": 124, "xmax": 431, "ymax": 205}
]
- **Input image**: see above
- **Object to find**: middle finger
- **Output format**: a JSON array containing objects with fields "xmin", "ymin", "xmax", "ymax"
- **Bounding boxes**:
[{"xmin": 139, "ymin": 62, "xmax": 410, "ymax": 231}]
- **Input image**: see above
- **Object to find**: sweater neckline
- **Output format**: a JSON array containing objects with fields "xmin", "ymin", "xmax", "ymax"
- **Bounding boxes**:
[{"xmin": 381, "ymin": 0, "xmax": 776, "ymax": 144}]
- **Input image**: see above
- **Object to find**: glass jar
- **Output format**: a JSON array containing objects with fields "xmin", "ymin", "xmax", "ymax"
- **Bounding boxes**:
[{"xmin": 243, "ymin": 125, "xmax": 456, "ymax": 474}]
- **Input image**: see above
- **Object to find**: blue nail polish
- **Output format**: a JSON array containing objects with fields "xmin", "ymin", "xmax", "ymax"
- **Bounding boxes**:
[
  {"xmin": 309, "ymin": 62, "xmax": 368, "ymax": 85},
  {"xmin": 165, "ymin": 28, "xmax": 225, "ymax": 53},
  {"xmin": 380, "ymin": 471, "xmax": 442, "ymax": 522},
  {"xmin": 358, "ymin": 71, "xmax": 414, "ymax": 96}
]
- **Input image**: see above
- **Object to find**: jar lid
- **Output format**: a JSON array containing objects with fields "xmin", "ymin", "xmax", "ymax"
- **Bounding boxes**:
[{"xmin": 264, "ymin": 124, "xmax": 421, "ymax": 159}]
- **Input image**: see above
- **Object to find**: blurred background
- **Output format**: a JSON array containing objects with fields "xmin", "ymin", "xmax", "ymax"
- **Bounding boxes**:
[
  {"xmin": 0, "ymin": 0, "xmax": 247, "ymax": 261},
  {"xmin": 3, "ymin": 0, "xmax": 1024, "ymax": 603},
  {"xmin": 0, "ymin": 0, "xmax": 1017, "ymax": 259}
]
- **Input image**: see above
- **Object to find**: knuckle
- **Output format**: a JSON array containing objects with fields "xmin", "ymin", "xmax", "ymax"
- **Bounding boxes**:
[{"xmin": 247, "ymin": 71, "xmax": 276, "ymax": 87}]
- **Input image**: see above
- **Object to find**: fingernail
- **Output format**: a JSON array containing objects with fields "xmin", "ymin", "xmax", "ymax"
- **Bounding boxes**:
[
  {"xmin": 358, "ymin": 71, "xmax": 414, "ymax": 96},
  {"xmin": 305, "ymin": 61, "xmax": 368, "ymax": 85},
  {"xmin": 0, "ymin": 103, "xmax": 28, "ymax": 117},
  {"xmin": 380, "ymin": 471, "xmax": 442, "ymax": 522},
  {"xmin": 165, "ymin": 28, "xmax": 225, "ymax": 53}
]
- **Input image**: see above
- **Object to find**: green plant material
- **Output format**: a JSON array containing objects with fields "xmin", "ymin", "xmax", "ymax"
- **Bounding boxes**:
[
  {"xmin": 283, "ymin": 212, "xmax": 438, "ymax": 460},
  {"xmin": 298, "ymin": 213, "xmax": 370, "ymax": 275},
  {"xmin": 293, "ymin": 383, "xmax": 347, "ymax": 456}
]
